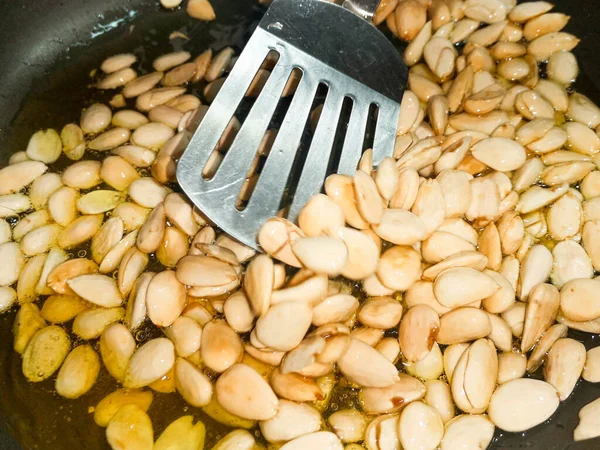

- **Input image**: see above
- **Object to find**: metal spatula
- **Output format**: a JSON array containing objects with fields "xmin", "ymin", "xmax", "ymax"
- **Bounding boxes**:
[{"xmin": 177, "ymin": 0, "xmax": 408, "ymax": 249}]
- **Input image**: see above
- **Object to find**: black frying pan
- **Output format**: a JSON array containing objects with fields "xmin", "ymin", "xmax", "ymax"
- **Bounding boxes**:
[{"xmin": 0, "ymin": 0, "xmax": 599, "ymax": 448}]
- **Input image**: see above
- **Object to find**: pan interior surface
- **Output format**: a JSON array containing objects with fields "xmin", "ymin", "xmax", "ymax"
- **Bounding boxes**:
[{"xmin": 0, "ymin": 0, "xmax": 599, "ymax": 449}]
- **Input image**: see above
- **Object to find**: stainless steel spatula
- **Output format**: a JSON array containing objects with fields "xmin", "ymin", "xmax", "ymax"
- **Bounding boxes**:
[{"xmin": 177, "ymin": 0, "xmax": 408, "ymax": 249}]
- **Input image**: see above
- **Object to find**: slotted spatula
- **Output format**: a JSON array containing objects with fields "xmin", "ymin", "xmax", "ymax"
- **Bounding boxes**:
[{"xmin": 177, "ymin": 0, "xmax": 408, "ymax": 249}]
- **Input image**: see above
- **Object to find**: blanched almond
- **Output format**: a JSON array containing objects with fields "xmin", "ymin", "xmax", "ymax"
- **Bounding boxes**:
[
  {"xmin": 544, "ymin": 337, "xmax": 586, "ymax": 400},
  {"xmin": 146, "ymin": 270, "xmax": 186, "ymax": 327},
  {"xmin": 292, "ymin": 236, "xmax": 348, "ymax": 276},
  {"xmin": 58, "ymin": 214, "xmax": 103, "ymax": 249},
  {"xmin": 105, "ymin": 404, "xmax": 153, "ymax": 450},
  {"xmin": 72, "ymin": 307, "xmax": 124, "ymax": 340},
  {"xmin": 440, "ymin": 414, "xmax": 495, "ymax": 450},
  {"xmin": 488, "ymin": 378, "xmax": 559, "ymax": 432},
  {"xmin": 124, "ymin": 338, "xmax": 175, "ymax": 388},
  {"xmin": 67, "ymin": 274, "xmax": 122, "ymax": 307},
  {"xmin": 174, "ymin": 357, "xmax": 213, "ymax": 407},
  {"xmin": 359, "ymin": 374, "xmax": 426, "ymax": 414},
  {"xmin": 434, "ymin": 267, "xmax": 499, "ymax": 308},
  {"xmin": 398, "ymin": 401, "xmax": 443, "ymax": 450},
  {"xmin": 451, "ymin": 338, "xmax": 498, "ymax": 413},
  {"xmin": 437, "ymin": 307, "xmax": 492, "ymax": 344},
  {"xmin": 216, "ymin": 363, "xmax": 278, "ymax": 420},
  {"xmin": 398, "ymin": 305, "xmax": 440, "ymax": 362},
  {"xmin": 22, "ymin": 325, "xmax": 70, "ymax": 382},
  {"xmin": 338, "ymin": 339, "xmax": 399, "ymax": 387},
  {"xmin": 55, "ymin": 344, "xmax": 100, "ymax": 399}
]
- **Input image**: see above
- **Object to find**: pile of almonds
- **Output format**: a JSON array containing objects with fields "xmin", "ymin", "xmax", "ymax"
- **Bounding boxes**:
[{"xmin": 1, "ymin": 0, "xmax": 600, "ymax": 449}]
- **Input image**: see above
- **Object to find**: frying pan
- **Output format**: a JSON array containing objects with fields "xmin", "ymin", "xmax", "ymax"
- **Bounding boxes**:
[{"xmin": 0, "ymin": 0, "xmax": 599, "ymax": 448}]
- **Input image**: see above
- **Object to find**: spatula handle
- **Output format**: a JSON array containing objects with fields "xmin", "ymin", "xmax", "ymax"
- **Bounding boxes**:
[{"xmin": 341, "ymin": 0, "xmax": 382, "ymax": 21}]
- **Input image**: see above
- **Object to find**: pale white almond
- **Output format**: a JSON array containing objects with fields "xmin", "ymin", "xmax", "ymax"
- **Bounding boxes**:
[
  {"xmin": 62, "ymin": 160, "xmax": 102, "ymax": 189},
  {"xmin": 114, "ymin": 145, "xmax": 155, "ymax": 168},
  {"xmin": 551, "ymin": 240, "xmax": 592, "ymax": 288},
  {"xmin": 437, "ymin": 307, "xmax": 492, "ymax": 345},
  {"xmin": 0, "ymin": 161, "xmax": 47, "ymax": 196},
  {"xmin": 298, "ymin": 194, "xmax": 345, "ymax": 238},
  {"xmin": 374, "ymin": 245, "xmax": 420, "ymax": 291},
  {"xmin": 423, "ymin": 251, "xmax": 487, "ymax": 281},
  {"xmin": 174, "ymin": 357, "xmax": 213, "ymax": 407},
  {"xmin": 422, "ymin": 230, "xmax": 476, "ymax": 264},
  {"xmin": 0, "ymin": 286, "xmax": 16, "ymax": 313},
  {"xmin": 0, "ymin": 193, "xmax": 31, "ymax": 218},
  {"xmin": 97, "ymin": 67, "xmax": 136, "ymax": 90},
  {"xmin": 440, "ymin": 414, "xmax": 495, "ymax": 450},
  {"xmin": 176, "ymin": 254, "xmax": 237, "ymax": 287},
  {"xmin": 80, "ymin": 103, "xmax": 112, "ymax": 134},
  {"xmin": 136, "ymin": 87, "xmax": 187, "ymax": 111},
  {"xmin": 396, "ymin": 304, "xmax": 439, "ymax": 363},
  {"xmin": 334, "ymin": 227, "xmax": 378, "ymax": 281},
  {"xmin": 216, "ymin": 363, "xmax": 278, "ymax": 420},
  {"xmin": 124, "ymin": 338, "xmax": 175, "ymax": 388},
  {"xmin": 326, "ymin": 409, "xmax": 364, "ymax": 444},
  {"xmin": 156, "ymin": 226, "xmax": 188, "ymax": 268},
  {"xmin": 258, "ymin": 217, "xmax": 305, "ymax": 267},
  {"xmin": 0, "ymin": 242, "xmax": 24, "ymax": 287},
  {"xmin": 451, "ymin": 338, "xmax": 498, "ymax": 413},
  {"xmin": 394, "ymin": 0, "xmax": 427, "ymax": 41},
  {"xmin": 567, "ymin": 93, "xmax": 600, "ymax": 129},
  {"xmin": 146, "ymin": 270, "xmax": 186, "ymax": 327},
  {"xmin": 312, "ymin": 294, "xmax": 358, "ymax": 327},
  {"xmin": 390, "ymin": 167, "xmax": 419, "ymax": 210},
  {"xmin": 67, "ymin": 274, "xmax": 122, "ymax": 307},
  {"xmin": 55, "ymin": 344, "xmax": 100, "ymax": 399},
  {"xmin": 254, "ymin": 301, "xmax": 312, "ymax": 352},
  {"xmin": 404, "ymin": 342, "xmax": 444, "ymax": 380},
  {"xmin": 359, "ymin": 374, "xmax": 426, "ymax": 414},
  {"xmin": 124, "ymin": 272, "xmax": 153, "ymax": 331},
  {"xmin": 518, "ymin": 244, "xmax": 553, "ymax": 301},
  {"xmin": 471, "ymin": 137, "xmax": 526, "ymax": 171},
  {"xmin": 466, "ymin": 177, "xmax": 500, "ymax": 222},
  {"xmin": 29, "ymin": 173, "xmax": 62, "ymax": 211},
  {"xmin": 338, "ymin": 338, "xmax": 399, "ymax": 388},
  {"xmin": 574, "ymin": 397, "xmax": 600, "ymax": 441},
  {"xmin": 100, "ymin": 323, "xmax": 135, "ymax": 382},
  {"xmin": 560, "ymin": 278, "xmax": 600, "ymax": 322},
  {"xmin": 434, "ymin": 267, "xmax": 499, "ymax": 308},
  {"xmin": 72, "ymin": 307, "xmax": 124, "ymax": 340},
  {"xmin": 436, "ymin": 169, "xmax": 472, "ymax": 218},
  {"xmin": 112, "ymin": 110, "xmax": 149, "ymax": 129},
  {"xmin": 292, "ymin": 236, "xmax": 348, "ymax": 276},
  {"xmin": 517, "ymin": 183, "xmax": 568, "ymax": 214},
  {"xmin": 527, "ymin": 32, "xmax": 580, "ymax": 62},
  {"xmin": 398, "ymin": 401, "xmax": 444, "ymax": 450},
  {"xmin": 535, "ymin": 78, "xmax": 569, "ymax": 112},
  {"xmin": 527, "ymin": 323, "xmax": 569, "ymax": 372},
  {"xmin": 358, "ymin": 297, "xmax": 403, "ymax": 330},
  {"xmin": 20, "ymin": 224, "xmax": 61, "ymax": 256},
  {"xmin": 123, "ymin": 72, "xmax": 163, "ymax": 98},
  {"xmin": 200, "ymin": 320, "xmax": 242, "ymax": 373},
  {"xmin": 373, "ymin": 209, "xmax": 426, "ymax": 245},
  {"xmin": 488, "ymin": 378, "xmax": 559, "ymax": 432},
  {"xmin": 582, "ymin": 347, "xmax": 600, "ymax": 382},
  {"xmin": 544, "ymin": 337, "xmax": 586, "ymax": 400}
]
